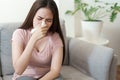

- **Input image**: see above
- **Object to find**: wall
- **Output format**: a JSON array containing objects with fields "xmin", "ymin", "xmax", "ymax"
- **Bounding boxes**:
[
  {"xmin": 56, "ymin": 0, "xmax": 78, "ymax": 37},
  {"xmin": 0, "ymin": 0, "xmax": 35, "ymax": 23}
]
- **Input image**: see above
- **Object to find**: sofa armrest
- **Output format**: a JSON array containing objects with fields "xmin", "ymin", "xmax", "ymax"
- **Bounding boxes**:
[
  {"xmin": 69, "ymin": 38, "xmax": 116, "ymax": 80},
  {"xmin": 109, "ymin": 54, "xmax": 117, "ymax": 80}
]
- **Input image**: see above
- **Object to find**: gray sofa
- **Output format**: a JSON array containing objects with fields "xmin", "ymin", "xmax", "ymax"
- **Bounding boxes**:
[{"xmin": 0, "ymin": 20, "xmax": 117, "ymax": 80}]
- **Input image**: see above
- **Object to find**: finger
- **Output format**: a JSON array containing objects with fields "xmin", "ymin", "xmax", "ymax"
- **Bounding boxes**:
[
  {"xmin": 40, "ymin": 28, "xmax": 49, "ymax": 33},
  {"xmin": 41, "ymin": 30, "xmax": 48, "ymax": 35},
  {"xmin": 40, "ymin": 33, "xmax": 46, "ymax": 38},
  {"xmin": 41, "ymin": 26, "xmax": 49, "ymax": 29}
]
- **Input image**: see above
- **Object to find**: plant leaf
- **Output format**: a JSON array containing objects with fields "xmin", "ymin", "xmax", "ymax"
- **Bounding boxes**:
[
  {"xmin": 65, "ymin": 10, "xmax": 73, "ymax": 15},
  {"xmin": 95, "ymin": 0, "xmax": 100, "ymax": 2},
  {"xmin": 110, "ymin": 12, "xmax": 117, "ymax": 22}
]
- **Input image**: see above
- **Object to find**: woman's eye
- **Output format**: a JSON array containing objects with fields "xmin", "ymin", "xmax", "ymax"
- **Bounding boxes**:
[
  {"xmin": 46, "ymin": 19, "xmax": 53, "ymax": 22},
  {"xmin": 37, "ymin": 17, "xmax": 42, "ymax": 20}
]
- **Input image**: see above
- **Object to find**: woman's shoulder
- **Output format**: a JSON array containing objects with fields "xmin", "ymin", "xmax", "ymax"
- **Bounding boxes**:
[
  {"xmin": 13, "ymin": 28, "xmax": 26, "ymax": 33},
  {"xmin": 12, "ymin": 29, "xmax": 30, "ymax": 42},
  {"xmin": 49, "ymin": 32, "xmax": 62, "ymax": 43},
  {"xmin": 49, "ymin": 32, "xmax": 63, "ymax": 49},
  {"xmin": 13, "ymin": 29, "xmax": 29, "ymax": 35},
  {"xmin": 12, "ymin": 29, "xmax": 31, "ymax": 40},
  {"xmin": 50, "ymin": 32, "xmax": 60, "ymax": 39},
  {"xmin": 13, "ymin": 28, "xmax": 24, "ymax": 34}
]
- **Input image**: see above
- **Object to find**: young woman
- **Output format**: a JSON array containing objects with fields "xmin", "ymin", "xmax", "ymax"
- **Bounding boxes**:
[{"xmin": 12, "ymin": 0, "xmax": 65, "ymax": 80}]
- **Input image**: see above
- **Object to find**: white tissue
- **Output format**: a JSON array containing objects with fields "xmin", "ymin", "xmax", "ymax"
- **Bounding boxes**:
[
  {"xmin": 31, "ymin": 28, "xmax": 37, "ymax": 34},
  {"xmin": 41, "ymin": 21, "xmax": 46, "ymax": 27},
  {"xmin": 31, "ymin": 21, "xmax": 46, "ymax": 34}
]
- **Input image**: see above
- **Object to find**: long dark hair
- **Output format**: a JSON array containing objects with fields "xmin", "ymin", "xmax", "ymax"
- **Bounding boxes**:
[{"xmin": 19, "ymin": 0, "xmax": 65, "ymax": 64}]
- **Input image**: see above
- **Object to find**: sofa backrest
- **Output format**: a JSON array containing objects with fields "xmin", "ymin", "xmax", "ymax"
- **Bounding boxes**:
[
  {"xmin": 60, "ymin": 19, "xmax": 69, "ymax": 65},
  {"xmin": 0, "ymin": 20, "xmax": 68, "ymax": 76},
  {"xmin": 0, "ymin": 23, "xmax": 21, "ymax": 76}
]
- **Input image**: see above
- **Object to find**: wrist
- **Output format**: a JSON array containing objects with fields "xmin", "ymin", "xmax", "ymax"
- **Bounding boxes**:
[{"xmin": 28, "ymin": 37, "xmax": 37, "ymax": 47}]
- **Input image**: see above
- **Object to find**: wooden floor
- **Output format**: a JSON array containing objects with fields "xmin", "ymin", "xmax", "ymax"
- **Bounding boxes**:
[{"xmin": 117, "ymin": 65, "xmax": 120, "ymax": 80}]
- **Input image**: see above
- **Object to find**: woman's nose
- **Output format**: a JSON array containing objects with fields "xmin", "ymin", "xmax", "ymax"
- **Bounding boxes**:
[{"xmin": 41, "ymin": 20, "xmax": 47, "ymax": 27}]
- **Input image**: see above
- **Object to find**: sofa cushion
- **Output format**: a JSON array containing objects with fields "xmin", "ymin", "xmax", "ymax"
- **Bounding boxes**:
[
  {"xmin": 0, "ymin": 22, "xmax": 21, "ymax": 75},
  {"xmin": 60, "ymin": 19, "xmax": 68, "ymax": 65},
  {"xmin": 61, "ymin": 66, "xmax": 95, "ymax": 80},
  {"xmin": 0, "ymin": 77, "xmax": 2, "ymax": 80},
  {"xmin": 2, "ymin": 66, "xmax": 95, "ymax": 80},
  {"xmin": 2, "ymin": 75, "xmax": 13, "ymax": 80}
]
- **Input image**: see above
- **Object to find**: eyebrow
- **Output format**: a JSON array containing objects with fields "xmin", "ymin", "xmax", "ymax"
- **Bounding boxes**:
[
  {"xmin": 38, "ymin": 16, "xmax": 53, "ymax": 20},
  {"xmin": 38, "ymin": 16, "xmax": 43, "ymax": 19}
]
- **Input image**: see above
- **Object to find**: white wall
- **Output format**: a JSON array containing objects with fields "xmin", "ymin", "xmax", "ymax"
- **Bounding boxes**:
[
  {"xmin": 56, "ymin": 0, "xmax": 78, "ymax": 37},
  {"xmin": 0, "ymin": 0, "xmax": 35, "ymax": 23}
]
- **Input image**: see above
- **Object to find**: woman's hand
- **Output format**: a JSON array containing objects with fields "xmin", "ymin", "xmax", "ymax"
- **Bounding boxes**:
[{"xmin": 31, "ymin": 25, "xmax": 49, "ymax": 42}]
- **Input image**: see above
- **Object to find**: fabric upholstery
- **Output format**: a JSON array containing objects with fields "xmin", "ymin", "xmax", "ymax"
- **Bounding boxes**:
[
  {"xmin": 0, "ymin": 23, "xmax": 21, "ymax": 75},
  {"xmin": 61, "ymin": 66, "xmax": 95, "ymax": 80},
  {"xmin": 2, "ymin": 75, "xmax": 13, "ymax": 80},
  {"xmin": 60, "ymin": 19, "xmax": 68, "ymax": 65},
  {"xmin": 0, "ymin": 27, "xmax": 2, "ymax": 76},
  {"xmin": 0, "ymin": 77, "xmax": 2, "ymax": 80},
  {"xmin": 109, "ymin": 54, "xmax": 117, "ymax": 80},
  {"xmin": 69, "ymin": 39, "xmax": 114, "ymax": 80}
]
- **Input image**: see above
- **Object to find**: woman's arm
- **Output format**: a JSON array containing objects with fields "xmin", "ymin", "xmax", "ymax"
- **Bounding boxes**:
[
  {"xmin": 12, "ymin": 37, "xmax": 36, "ymax": 75},
  {"xmin": 39, "ymin": 47, "xmax": 63, "ymax": 80},
  {"xmin": 12, "ymin": 27, "xmax": 48, "ymax": 75}
]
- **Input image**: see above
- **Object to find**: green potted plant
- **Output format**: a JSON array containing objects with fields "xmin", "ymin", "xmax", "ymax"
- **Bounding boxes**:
[
  {"xmin": 66, "ymin": 0, "xmax": 120, "ymax": 22},
  {"xmin": 65, "ymin": 0, "xmax": 120, "ymax": 43}
]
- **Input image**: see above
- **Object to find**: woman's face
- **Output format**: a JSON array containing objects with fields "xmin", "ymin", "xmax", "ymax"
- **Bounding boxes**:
[{"xmin": 33, "ymin": 7, "xmax": 53, "ymax": 29}]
